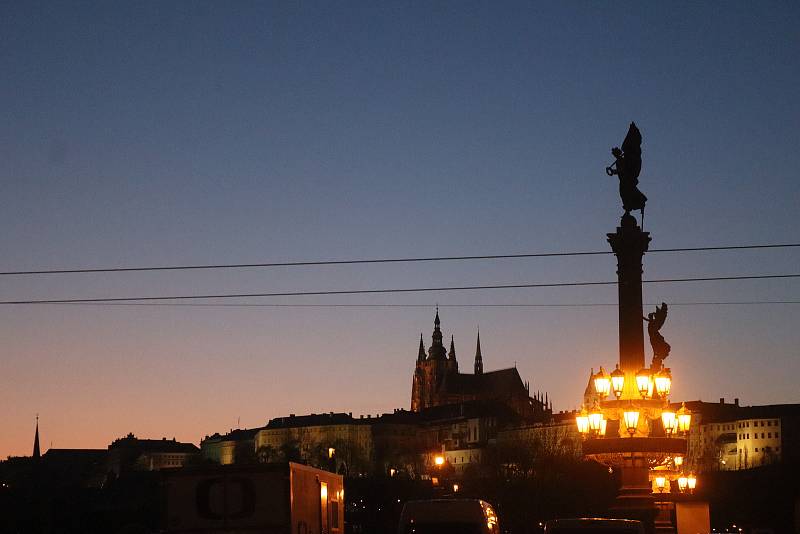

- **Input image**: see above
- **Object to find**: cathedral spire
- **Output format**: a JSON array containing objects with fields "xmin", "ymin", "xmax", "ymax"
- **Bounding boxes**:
[
  {"xmin": 448, "ymin": 335, "xmax": 457, "ymax": 360},
  {"xmin": 33, "ymin": 415, "xmax": 41, "ymax": 460},
  {"xmin": 474, "ymin": 329, "xmax": 483, "ymax": 375},
  {"xmin": 428, "ymin": 308, "xmax": 446, "ymax": 360},
  {"xmin": 417, "ymin": 333, "xmax": 426, "ymax": 362}
]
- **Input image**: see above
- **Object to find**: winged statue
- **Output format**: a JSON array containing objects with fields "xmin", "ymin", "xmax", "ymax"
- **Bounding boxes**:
[
  {"xmin": 606, "ymin": 122, "xmax": 648, "ymax": 222},
  {"xmin": 644, "ymin": 302, "xmax": 671, "ymax": 369}
]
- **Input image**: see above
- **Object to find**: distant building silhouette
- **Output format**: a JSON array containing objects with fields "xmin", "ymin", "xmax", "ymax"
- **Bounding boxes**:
[
  {"xmin": 108, "ymin": 433, "xmax": 199, "ymax": 475},
  {"xmin": 410, "ymin": 310, "xmax": 550, "ymax": 418}
]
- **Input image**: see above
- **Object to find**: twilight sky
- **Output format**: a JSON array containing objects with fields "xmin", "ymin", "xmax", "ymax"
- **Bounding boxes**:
[{"xmin": 1, "ymin": 2, "xmax": 798, "ymax": 458}]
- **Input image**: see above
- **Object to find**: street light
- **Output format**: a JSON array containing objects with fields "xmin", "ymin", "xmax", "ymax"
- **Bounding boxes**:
[
  {"xmin": 687, "ymin": 473, "xmax": 697, "ymax": 493},
  {"xmin": 328, "ymin": 447, "xmax": 336, "ymax": 459},
  {"xmin": 654, "ymin": 475, "xmax": 666, "ymax": 493},
  {"xmin": 636, "ymin": 369, "xmax": 651, "ymax": 399},
  {"xmin": 594, "ymin": 367, "xmax": 611, "ymax": 399},
  {"xmin": 576, "ymin": 408, "xmax": 590, "ymax": 435},
  {"xmin": 588, "ymin": 407, "xmax": 603, "ymax": 434},
  {"xmin": 661, "ymin": 409, "xmax": 677, "ymax": 436},
  {"xmin": 654, "ymin": 368, "xmax": 672, "ymax": 398},
  {"xmin": 677, "ymin": 475, "xmax": 688, "ymax": 492},
  {"xmin": 623, "ymin": 409, "xmax": 640, "ymax": 437},
  {"xmin": 434, "ymin": 455, "xmax": 445, "ymax": 466},
  {"xmin": 611, "ymin": 365, "xmax": 625, "ymax": 399},
  {"xmin": 599, "ymin": 418, "xmax": 608, "ymax": 437},
  {"xmin": 677, "ymin": 403, "xmax": 692, "ymax": 433},
  {"xmin": 674, "ymin": 456, "xmax": 684, "ymax": 468}
]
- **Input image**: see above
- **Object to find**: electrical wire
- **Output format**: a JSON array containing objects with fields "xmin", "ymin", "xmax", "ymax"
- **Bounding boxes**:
[
  {"xmin": 0, "ymin": 243, "xmax": 797, "ymax": 276},
  {"xmin": 1, "ymin": 273, "xmax": 797, "ymax": 304},
  {"xmin": 33, "ymin": 300, "xmax": 800, "ymax": 308}
]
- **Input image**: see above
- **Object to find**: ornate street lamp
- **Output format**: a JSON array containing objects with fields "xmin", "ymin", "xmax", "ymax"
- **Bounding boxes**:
[
  {"xmin": 677, "ymin": 475, "xmax": 688, "ymax": 493},
  {"xmin": 594, "ymin": 367, "xmax": 611, "ymax": 399},
  {"xmin": 576, "ymin": 407, "xmax": 590, "ymax": 435},
  {"xmin": 588, "ymin": 406, "xmax": 604, "ymax": 434},
  {"xmin": 654, "ymin": 475, "xmax": 666, "ymax": 493},
  {"xmin": 687, "ymin": 473, "xmax": 697, "ymax": 493},
  {"xmin": 661, "ymin": 409, "xmax": 677, "ymax": 436},
  {"xmin": 636, "ymin": 369, "xmax": 652, "ymax": 399},
  {"xmin": 611, "ymin": 365, "xmax": 625, "ymax": 399},
  {"xmin": 677, "ymin": 403, "xmax": 692, "ymax": 433},
  {"xmin": 623, "ymin": 409, "xmax": 640, "ymax": 437},
  {"xmin": 434, "ymin": 455, "xmax": 445, "ymax": 466},
  {"xmin": 599, "ymin": 418, "xmax": 608, "ymax": 437},
  {"xmin": 674, "ymin": 455, "xmax": 684, "ymax": 468},
  {"xmin": 654, "ymin": 368, "xmax": 672, "ymax": 398}
]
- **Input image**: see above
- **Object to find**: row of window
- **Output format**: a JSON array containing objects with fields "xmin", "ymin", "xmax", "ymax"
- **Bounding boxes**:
[
  {"xmin": 738, "ymin": 432, "xmax": 779, "ymax": 440},
  {"xmin": 740, "ymin": 446, "xmax": 779, "ymax": 453},
  {"xmin": 738, "ymin": 419, "xmax": 779, "ymax": 429}
]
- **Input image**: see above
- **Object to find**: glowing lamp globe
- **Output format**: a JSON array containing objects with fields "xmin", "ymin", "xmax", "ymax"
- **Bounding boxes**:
[
  {"xmin": 687, "ymin": 473, "xmax": 697, "ymax": 491},
  {"xmin": 677, "ymin": 476, "xmax": 688, "ymax": 492},
  {"xmin": 434, "ymin": 455, "xmax": 445, "ymax": 466},
  {"xmin": 599, "ymin": 418, "xmax": 608, "ymax": 437},
  {"xmin": 588, "ymin": 409, "xmax": 603, "ymax": 433},
  {"xmin": 576, "ymin": 408, "xmax": 590, "ymax": 435},
  {"xmin": 654, "ymin": 475, "xmax": 666, "ymax": 492},
  {"xmin": 677, "ymin": 403, "xmax": 692, "ymax": 433},
  {"xmin": 661, "ymin": 409, "xmax": 677, "ymax": 436},
  {"xmin": 636, "ymin": 369, "xmax": 651, "ymax": 399},
  {"xmin": 593, "ymin": 367, "xmax": 611, "ymax": 399},
  {"xmin": 610, "ymin": 365, "xmax": 625, "ymax": 399},
  {"xmin": 623, "ymin": 409, "xmax": 640, "ymax": 437},
  {"xmin": 674, "ymin": 455, "xmax": 684, "ymax": 468},
  {"xmin": 654, "ymin": 369, "xmax": 672, "ymax": 398}
]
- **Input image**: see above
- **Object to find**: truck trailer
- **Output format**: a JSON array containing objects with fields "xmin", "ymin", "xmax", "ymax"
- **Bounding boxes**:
[{"xmin": 163, "ymin": 462, "xmax": 344, "ymax": 534}]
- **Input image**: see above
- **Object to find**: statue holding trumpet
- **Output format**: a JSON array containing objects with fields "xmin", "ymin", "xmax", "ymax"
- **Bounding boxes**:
[{"xmin": 606, "ymin": 122, "xmax": 648, "ymax": 225}]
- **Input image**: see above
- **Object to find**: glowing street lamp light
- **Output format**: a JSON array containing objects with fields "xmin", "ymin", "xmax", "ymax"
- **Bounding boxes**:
[
  {"xmin": 623, "ymin": 409, "xmax": 640, "ymax": 437},
  {"xmin": 661, "ymin": 409, "xmax": 677, "ymax": 436},
  {"xmin": 328, "ymin": 447, "xmax": 336, "ymax": 459},
  {"xmin": 576, "ymin": 408, "xmax": 590, "ymax": 435},
  {"xmin": 677, "ymin": 403, "xmax": 692, "ymax": 433},
  {"xmin": 434, "ymin": 455, "xmax": 445, "ymax": 466},
  {"xmin": 636, "ymin": 369, "xmax": 652, "ymax": 399},
  {"xmin": 599, "ymin": 418, "xmax": 608, "ymax": 437},
  {"xmin": 588, "ymin": 407, "xmax": 603, "ymax": 434},
  {"xmin": 611, "ymin": 365, "xmax": 625, "ymax": 399},
  {"xmin": 677, "ymin": 475, "xmax": 688, "ymax": 492},
  {"xmin": 654, "ymin": 368, "xmax": 672, "ymax": 398},
  {"xmin": 594, "ymin": 367, "xmax": 611, "ymax": 399},
  {"xmin": 674, "ymin": 455, "xmax": 684, "ymax": 468},
  {"xmin": 654, "ymin": 475, "xmax": 666, "ymax": 493},
  {"xmin": 687, "ymin": 473, "xmax": 697, "ymax": 493}
]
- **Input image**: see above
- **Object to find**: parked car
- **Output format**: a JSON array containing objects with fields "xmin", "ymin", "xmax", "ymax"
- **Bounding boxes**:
[{"xmin": 398, "ymin": 498, "xmax": 499, "ymax": 534}]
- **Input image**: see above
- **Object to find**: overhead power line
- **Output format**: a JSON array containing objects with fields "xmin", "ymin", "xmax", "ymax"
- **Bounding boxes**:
[
  {"xmin": 38, "ymin": 300, "xmax": 800, "ymax": 308},
  {"xmin": 1, "ymin": 273, "xmax": 797, "ymax": 305},
  {"xmin": 0, "ymin": 243, "xmax": 797, "ymax": 276}
]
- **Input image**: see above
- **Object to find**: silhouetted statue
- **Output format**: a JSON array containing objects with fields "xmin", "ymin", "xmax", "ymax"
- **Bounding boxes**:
[
  {"xmin": 644, "ymin": 302, "xmax": 670, "ymax": 369},
  {"xmin": 606, "ymin": 122, "xmax": 648, "ymax": 222}
]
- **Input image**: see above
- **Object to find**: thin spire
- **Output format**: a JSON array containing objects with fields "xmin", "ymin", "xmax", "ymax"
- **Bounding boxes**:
[
  {"xmin": 417, "ymin": 333, "xmax": 426, "ymax": 361},
  {"xmin": 33, "ymin": 414, "xmax": 41, "ymax": 460},
  {"xmin": 474, "ymin": 329, "xmax": 483, "ymax": 375},
  {"xmin": 448, "ymin": 335, "xmax": 457, "ymax": 360}
]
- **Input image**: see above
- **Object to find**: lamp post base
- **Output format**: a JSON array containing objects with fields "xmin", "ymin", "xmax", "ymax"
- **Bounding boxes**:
[{"xmin": 609, "ymin": 456, "xmax": 657, "ymax": 534}]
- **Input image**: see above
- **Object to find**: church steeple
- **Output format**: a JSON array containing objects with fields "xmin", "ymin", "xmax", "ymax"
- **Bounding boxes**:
[
  {"xmin": 33, "ymin": 415, "xmax": 41, "ymax": 460},
  {"xmin": 417, "ymin": 334, "xmax": 426, "ymax": 362},
  {"xmin": 448, "ymin": 335, "xmax": 457, "ymax": 360},
  {"xmin": 428, "ymin": 308, "xmax": 446, "ymax": 360},
  {"xmin": 474, "ymin": 330, "xmax": 483, "ymax": 375}
]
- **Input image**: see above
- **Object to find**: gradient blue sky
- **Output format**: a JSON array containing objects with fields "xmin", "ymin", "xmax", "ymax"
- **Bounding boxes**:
[{"xmin": 1, "ymin": 1, "xmax": 798, "ymax": 457}]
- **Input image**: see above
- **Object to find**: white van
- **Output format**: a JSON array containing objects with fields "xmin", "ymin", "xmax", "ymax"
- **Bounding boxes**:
[
  {"xmin": 543, "ymin": 518, "xmax": 644, "ymax": 534},
  {"xmin": 398, "ymin": 499, "xmax": 499, "ymax": 534}
]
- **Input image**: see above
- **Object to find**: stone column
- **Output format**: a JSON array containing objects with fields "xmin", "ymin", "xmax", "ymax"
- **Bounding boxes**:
[
  {"xmin": 607, "ymin": 213, "xmax": 651, "ymax": 374},
  {"xmin": 608, "ymin": 213, "xmax": 657, "ymax": 533}
]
